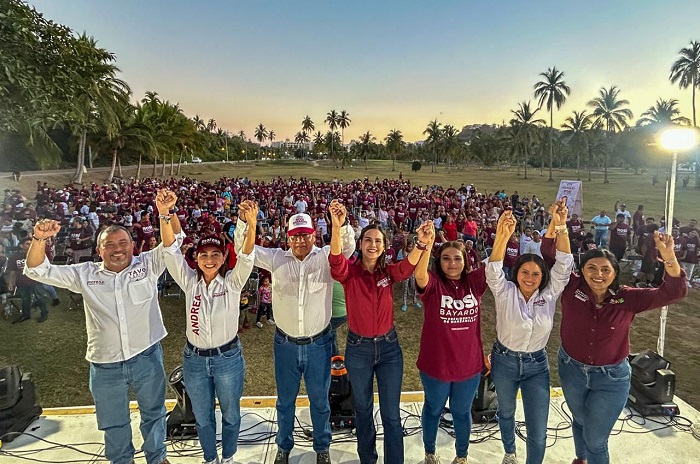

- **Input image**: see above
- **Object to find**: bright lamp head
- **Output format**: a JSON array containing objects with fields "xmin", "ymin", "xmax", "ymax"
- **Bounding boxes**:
[{"xmin": 659, "ymin": 127, "xmax": 699, "ymax": 152}]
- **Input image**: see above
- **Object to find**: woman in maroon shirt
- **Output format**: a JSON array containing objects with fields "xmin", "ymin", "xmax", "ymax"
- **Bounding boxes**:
[
  {"xmin": 414, "ymin": 232, "xmax": 488, "ymax": 464},
  {"xmin": 554, "ymin": 232, "xmax": 687, "ymax": 464},
  {"xmin": 329, "ymin": 202, "xmax": 432, "ymax": 464}
]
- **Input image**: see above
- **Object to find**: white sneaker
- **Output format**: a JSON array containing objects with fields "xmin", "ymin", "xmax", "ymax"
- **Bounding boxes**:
[
  {"xmin": 267, "ymin": 319, "xmax": 276, "ymax": 325},
  {"xmin": 256, "ymin": 322, "xmax": 263, "ymax": 328},
  {"xmin": 501, "ymin": 453, "xmax": 518, "ymax": 464},
  {"xmin": 221, "ymin": 456, "xmax": 235, "ymax": 464},
  {"xmin": 203, "ymin": 458, "xmax": 219, "ymax": 464},
  {"xmin": 425, "ymin": 452, "xmax": 441, "ymax": 464},
  {"xmin": 452, "ymin": 457, "xmax": 468, "ymax": 464}
]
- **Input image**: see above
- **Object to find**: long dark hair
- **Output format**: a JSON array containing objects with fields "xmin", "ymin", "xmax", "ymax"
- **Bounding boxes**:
[
  {"xmin": 512, "ymin": 253, "xmax": 550, "ymax": 293},
  {"xmin": 578, "ymin": 248, "xmax": 620, "ymax": 291},
  {"xmin": 433, "ymin": 241, "xmax": 469, "ymax": 281},
  {"xmin": 194, "ymin": 247, "xmax": 229, "ymax": 280},
  {"xmin": 357, "ymin": 223, "xmax": 388, "ymax": 270}
]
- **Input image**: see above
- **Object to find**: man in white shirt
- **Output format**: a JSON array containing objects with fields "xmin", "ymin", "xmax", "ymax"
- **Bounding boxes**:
[
  {"xmin": 24, "ymin": 217, "xmax": 182, "ymax": 464},
  {"xmin": 294, "ymin": 197, "xmax": 308, "ymax": 214},
  {"xmin": 234, "ymin": 204, "xmax": 355, "ymax": 464},
  {"xmin": 522, "ymin": 230, "xmax": 543, "ymax": 257}
]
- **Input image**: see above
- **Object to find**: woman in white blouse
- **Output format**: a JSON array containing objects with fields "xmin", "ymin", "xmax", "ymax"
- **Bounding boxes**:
[
  {"xmin": 157, "ymin": 190, "xmax": 257, "ymax": 464},
  {"xmin": 486, "ymin": 199, "xmax": 573, "ymax": 464}
]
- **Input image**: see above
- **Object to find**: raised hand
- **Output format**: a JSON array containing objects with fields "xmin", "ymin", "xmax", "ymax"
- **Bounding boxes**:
[
  {"xmin": 416, "ymin": 221, "xmax": 435, "ymax": 244},
  {"xmin": 548, "ymin": 197, "xmax": 568, "ymax": 226},
  {"xmin": 653, "ymin": 231, "xmax": 676, "ymax": 260},
  {"xmin": 156, "ymin": 189, "xmax": 178, "ymax": 214},
  {"xmin": 244, "ymin": 200, "xmax": 259, "ymax": 225},
  {"xmin": 497, "ymin": 210, "xmax": 517, "ymax": 237},
  {"xmin": 33, "ymin": 219, "xmax": 61, "ymax": 239},
  {"xmin": 328, "ymin": 199, "xmax": 344, "ymax": 226}
]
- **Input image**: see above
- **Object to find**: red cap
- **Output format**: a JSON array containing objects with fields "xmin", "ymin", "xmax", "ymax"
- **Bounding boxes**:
[{"xmin": 197, "ymin": 235, "xmax": 225, "ymax": 253}]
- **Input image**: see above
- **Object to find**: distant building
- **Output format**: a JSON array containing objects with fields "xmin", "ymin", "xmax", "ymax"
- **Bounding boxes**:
[{"xmin": 271, "ymin": 139, "xmax": 311, "ymax": 151}]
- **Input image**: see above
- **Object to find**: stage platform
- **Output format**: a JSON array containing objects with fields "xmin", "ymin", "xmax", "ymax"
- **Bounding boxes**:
[{"xmin": 1, "ymin": 389, "xmax": 699, "ymax": 463}]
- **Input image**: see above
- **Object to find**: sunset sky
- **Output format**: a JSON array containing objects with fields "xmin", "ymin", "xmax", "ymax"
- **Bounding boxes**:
[{"xmin": 29, "ymin": 0, "xmax": 699, "ymax": 143}]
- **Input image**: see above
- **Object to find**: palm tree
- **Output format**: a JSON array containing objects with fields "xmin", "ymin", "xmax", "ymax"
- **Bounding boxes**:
[
  {"xmin": 294, "ymin": 131, "xmax": 310, "ymax": 158},
  {"xmin": 442, "ymin": 124, "xmax": 461, "ymax": 173},
  {"xmin": 586, "ymin": 129, "xmax": 607, "ymax": 181},
  {"xmin": 636, "ymin": 98, "xmax": 692, "ymax": 127},
  {"xmin": 254, "ymin": 123, "xmax": 268, "ymax": 160},
  {"xmin": 313, "ymin": 131, "xmax": 324, "ymax": 158},
  {"xmin": 534, "ymin": 66, "xmax": 571, "ymax": 181},
  {"xmin": 670, "ymin": 40, "xmax": 700, "ymax": 127},
  {"xmin": 268, "ymin": 130, "xmax": 276, "ymax": 158},
  {"xmin": 338, "ymin": 110, "xmax": 351, "ymax": 147},
  {"xmin": 561, "ymin": 110, "xmax": 592, "ymax": 179},
  {"xmin": 206, "ymin": 118, "xmax": 217, "ymax": 132},
  {"xmin": 423, "ymin": 119, "xmax": 442, "ymax": 172},
  {"xmin": 192, "ymin": 115, "xmax": 205, "ymax": 131},
  {"xmin": 587, "ymin": 86, "xmax": 633, "ymax": 183},
  {"xmin": 301, "ymin": 115, "xmax": 315, "ymax": 135},
  {"xmin": 384, "ymin": 129, "xmax": 404, "ymax": 171},
  {"xmin": 355, "ymin": 131, "xmax": 375, "ymax": 169},
  {"xmin": 510, "ymin": 101, "xmax": 545, "ymax": 179},
  {"xmin": 325, "ymin": 110, "xmax": 339, "ymax": 165}
]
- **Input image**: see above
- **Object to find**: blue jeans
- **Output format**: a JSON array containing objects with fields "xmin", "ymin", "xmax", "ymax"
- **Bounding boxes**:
[
  {"xmin": 330, "ymin": 315, "xmax": 347, "ymax": 357},
  {"xmin": 17, "ymin": 284, "xmax": 47, "ymax": 318},
  {"xmin": 273, "ymin": 328, "xmax": 332, "ymax": 453},
  {"xmin": 89, "ymin": 343, "xmax": 167, "ymax": 464},
  {"xmin": 491, "ymin": 341, "xmax": 550, "ymax": 464},
  {"xmin": 345, "ymin": 328, "xmax": 404, "ymax": 464},
  {"xmin": 558, "ymin": 347, "xmax": 631, "ymax": 464},
  {"xmin": 183, "ymin": 340, "xmax": 246, "ymax": 463},
  {"xmin": 594, "ymin": 229, "xmax": 608, "ymax": 248},
  {"xmin": 420, "ymin": 370, "xmax": 480, "ymax": 458}
]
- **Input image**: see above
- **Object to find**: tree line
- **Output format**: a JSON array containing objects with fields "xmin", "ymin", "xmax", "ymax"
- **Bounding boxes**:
[{"xmin": 1, "ymin": 0, "xmax": 699, "ymax": 184}]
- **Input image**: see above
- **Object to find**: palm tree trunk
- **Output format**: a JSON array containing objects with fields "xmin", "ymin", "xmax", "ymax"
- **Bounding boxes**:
[
  {"xmin": 170, "ymin": 152, "xmax": 174, "ymax": 176},
  {"xmin": 548, "ymin": 111, "xmax": 554, "ymax": 181},
  {"xmin": 88, "ymin": 145, "xmax": 93, "ymax": 169},
  {"xmin": 161, "ymin": 153, "xmax": 167, "ymax": 177},
  {"xmin": 391, "ymin": 152, "xmax": 395, "ymax": 171},
  {"xmin": 137, "ymin": 153, "xmax": 142, "ymax": 179},
  {"xmin": 576, "ymin": 148, "xmax": 580, "ymax": 180},
  {"xmin": 152, "ymin": 152, "xmax": 157, "ymax": 178},
  {"xmin": 107, "ymin": 149, "xmax": 117, "ymax": 183},
  {"xmin": 73, "ymin": 131, "xmax": 86, "ymax": 184},
  {"xmin": 177, "ymin": 150, "xmax": 183, "ymax": 175},
  {"xmin": 117, "ymin": 155, "xmax": 123, "ymax": 177},
  {"xmin": 524, "ymin": 146, "xmax": 529, "ymax": 179}
]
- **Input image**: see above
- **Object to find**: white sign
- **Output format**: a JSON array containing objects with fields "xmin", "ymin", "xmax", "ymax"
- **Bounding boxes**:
[{"xmin": 557, "ymin": 180, "xmax": 583, "ymax": 217}]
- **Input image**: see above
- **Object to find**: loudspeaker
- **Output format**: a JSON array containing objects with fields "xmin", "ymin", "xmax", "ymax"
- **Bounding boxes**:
[
  {"xmin": 0, "ymin": 366, "xmax": 42, "ymax": 442},
  {"xmin": 329, "ymin": 356, "xmax": 355, "ymax": 429},
  {"xmin": 166, "ymin": 366, "xmax": 197, "ymax": 438}
]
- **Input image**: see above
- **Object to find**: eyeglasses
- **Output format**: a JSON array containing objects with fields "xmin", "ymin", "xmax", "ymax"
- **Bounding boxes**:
[{"xmin": 288, "ymin": 233, "xmax": 313, "ymax": 242}]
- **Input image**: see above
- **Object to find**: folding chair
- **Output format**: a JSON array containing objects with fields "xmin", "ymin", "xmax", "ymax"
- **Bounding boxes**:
[
  {"xmin": 78, "ymin": 256, "xmax": 95, "ymax": 263},
  {"xmin": 52, "ymin": 255, "xmax": 70, "ymax": 266},
  {"xmin": 159, "ymin": 270, "xmax": 182, "ymax": 299}
]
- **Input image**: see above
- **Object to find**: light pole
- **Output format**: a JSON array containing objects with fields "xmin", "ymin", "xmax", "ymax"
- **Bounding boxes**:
[
  {"xmin": 657, "ymin": 126, "xmax": 699, "ymax": 356},
  {"xmin": 225, "ymin": 135, "xmax": 229, "ymax": 163}
]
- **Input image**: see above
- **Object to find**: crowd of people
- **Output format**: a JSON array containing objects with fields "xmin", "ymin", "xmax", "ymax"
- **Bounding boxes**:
[{"xmin": 0, "ymin": 173, "xmax": 697, "ymax": 464}]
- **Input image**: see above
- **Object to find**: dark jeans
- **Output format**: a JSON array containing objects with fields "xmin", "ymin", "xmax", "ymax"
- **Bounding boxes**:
[
  {"xmin": 345, "ymin": 328, "xmax": 404, "ymax": 464},
  {"xmin": 273, "ymin": 329, "xmax": 332, "ymax": 453},
  {"xmin": 17, "ymin": 284, "xmax": 47, "ymax": 318},
  {"xmin": 255, "ymin": 302, "xmax": 273, "ymax": 323},
  {"xmin": 558, "ymin": 346, "xmax": 631, "ymax": 464}
]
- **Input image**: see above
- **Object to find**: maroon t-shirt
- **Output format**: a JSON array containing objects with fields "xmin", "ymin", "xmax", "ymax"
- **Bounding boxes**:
[
  {"xmin": 684, "ymin": 235, "xmax": 699, "ymax": 264},
  {"xmin": 417, "ymin": 268, "xmax": 487, "ymax": 381},
  {"xmin": 609, "ymin": 223, "xmax": 630, "ymax": 249},
  {"xmin": 504, "ymin": 239, "xmax": 520, "ymax": 267}
]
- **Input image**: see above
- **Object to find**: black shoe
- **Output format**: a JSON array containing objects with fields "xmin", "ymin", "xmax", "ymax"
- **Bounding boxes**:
[
  {"xmin": 52, "ymin": 299, "xmax": 60, "ymax": 306},
  {"xmin": 274, "ymin": 449, "xmax": 290, "ymax": 464},
  {"xmin": 12, "ymin": 316, "xmax": 30, "ymax": 324},
  {"xmin": 316, "ymin": 451, "xmax": 331, "ymax": 464},
  {"xmin": 37, "ymin": 314, "xmax": 48, "ymax": 323}
]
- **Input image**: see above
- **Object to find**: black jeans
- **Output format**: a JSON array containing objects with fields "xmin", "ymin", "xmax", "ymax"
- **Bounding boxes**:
[{"xmin": 17, "ymin": 284, "xmax": 47, "ymax": 318}]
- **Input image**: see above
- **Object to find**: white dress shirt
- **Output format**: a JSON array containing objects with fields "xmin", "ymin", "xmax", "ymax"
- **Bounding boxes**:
[
  {"xmin": 163, "ymin": 243, "xmax": 254, "ymax": 349},
  {"xmin": 234, "ymin": 222, "xmax": 355, "ymax": 337},
  {"xmin": 486, "ymin": 251, "xmax": 574, "ymax": 352},
  {"xmin": 25, "ymin": 247, "xmax": 171, "ymax": 363}
]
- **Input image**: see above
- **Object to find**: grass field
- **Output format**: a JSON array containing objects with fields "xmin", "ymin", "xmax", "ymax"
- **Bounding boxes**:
[{"xmin": 1, "ymin": 160, "xmax": 698, "ymax": 411}]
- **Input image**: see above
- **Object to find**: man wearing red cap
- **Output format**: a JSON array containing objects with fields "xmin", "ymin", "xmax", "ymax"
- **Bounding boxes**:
[{"xmin": 234, "ymin": 206, "xmax": 356, "ymax": 464}]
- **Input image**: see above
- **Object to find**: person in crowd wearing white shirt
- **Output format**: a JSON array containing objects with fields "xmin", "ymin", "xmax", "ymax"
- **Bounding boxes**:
[
  {"xmin": 234, "ymin": 205, "xmax": 355, "ymax": 464},
  {"xmin": 294, "ymin": 197, "xmax": 308, "ymax": 213},
  {"xmin": 24, "ymin": 216, "xmax": 184, "ymax": 464},
  {"xmin": 613, "ymin": 201, "xmax": 632, "ymax": 225},
  {"xmin": 157, "ymin": 190, "xmax": 256, "ymax": 464},
  {"xmin": 519, "ymin": 227, "xmax": 533, "ymax": 254},
  {"xmin": 486, "ymin": 199, "xmax": 573, "ymax": 464},
  {"xmin": 522, "ymin": 230, "xmax": 543, "ymax": 257}
]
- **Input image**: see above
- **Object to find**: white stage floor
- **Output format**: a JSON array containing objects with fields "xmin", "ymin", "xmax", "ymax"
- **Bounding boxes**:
[{"xmin": 1, "ymin": 389, "xmax": 699, "ymax": 463}]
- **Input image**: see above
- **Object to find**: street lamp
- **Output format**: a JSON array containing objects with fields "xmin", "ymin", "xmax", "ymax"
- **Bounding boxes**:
[{"xmin": 657, "ymin": 126, "xmax": 699, "ymax": 356}]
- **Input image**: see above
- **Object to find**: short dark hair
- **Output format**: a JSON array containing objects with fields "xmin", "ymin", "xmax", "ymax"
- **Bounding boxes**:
[
  {"xmin": 578, "ymin": 248, "xmax": 621, "ymax": 291},
  {"xmin": 512, "ymin": 254, "xmax": 550, "ymax": 293}
]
